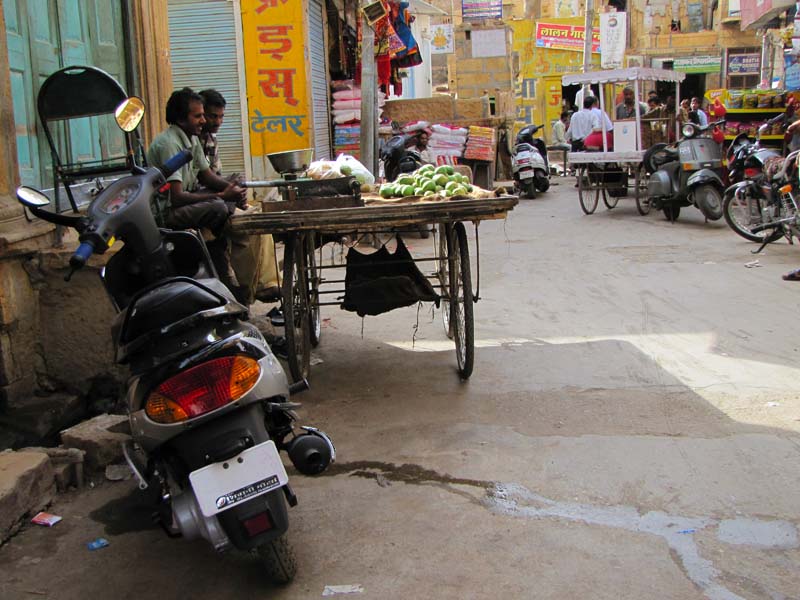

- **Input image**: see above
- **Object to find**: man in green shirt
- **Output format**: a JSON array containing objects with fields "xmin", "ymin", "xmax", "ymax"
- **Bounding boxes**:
[{"xmin": 146, "ymin": 87, "xmax": 247, "ymax": 294}]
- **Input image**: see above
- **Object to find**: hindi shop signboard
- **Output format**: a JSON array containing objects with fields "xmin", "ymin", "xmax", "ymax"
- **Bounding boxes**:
[
  {"xmin": 242, "ymin": 0, "xmax": 308, "ymax": 155},
  {"xmin": 673, "ymin": 55, "xmax": 722, "ymax": 74},
  {"xmin": 535, "ymin": 22, "xmax": 600, "ymax": 54},
  {"xmin": 728, "ymin": 54, "xmax": 760, "ymax": 75}
]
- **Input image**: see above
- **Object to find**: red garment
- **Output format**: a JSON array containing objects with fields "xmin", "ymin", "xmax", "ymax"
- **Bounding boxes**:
[
  {"xmin": 584, "ymin": 131, "xmax": 613, "ymax": 150},
  {"xmin": 377, "ymin": 54, "xmax": 391, "ymax": 87}
]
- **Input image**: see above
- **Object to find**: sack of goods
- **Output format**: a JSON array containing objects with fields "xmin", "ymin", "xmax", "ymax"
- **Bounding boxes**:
[
  {"xmin": 464, "ymin": 126, "xmax": 496, "ymax": 161},
  {"xmin": 428, "ymin": 123, "xmax": 468, "ymax": 164}
]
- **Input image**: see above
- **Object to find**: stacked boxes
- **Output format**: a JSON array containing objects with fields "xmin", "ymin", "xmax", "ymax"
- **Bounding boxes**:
[{"xmin": 464, "ymin": 126, "xmax": 496, "ymax": 162}]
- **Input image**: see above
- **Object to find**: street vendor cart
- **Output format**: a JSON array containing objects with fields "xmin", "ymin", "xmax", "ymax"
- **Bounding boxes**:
[
  {"xmin": 562, "ymin": 67, "xmax": 686, "ymax": 215},
  {"xmin": 233, "ymin": 157, "xmax": 517, "ymax": 383}
]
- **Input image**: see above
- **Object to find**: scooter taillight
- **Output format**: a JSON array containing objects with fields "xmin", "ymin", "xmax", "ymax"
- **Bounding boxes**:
[
  {"xmin": 744, "ymin": 167, "xmax": 761, "ymax": 178},
  {"xmin": 145, "ymin": 356, "xmax": 261, "ymax": 424}
]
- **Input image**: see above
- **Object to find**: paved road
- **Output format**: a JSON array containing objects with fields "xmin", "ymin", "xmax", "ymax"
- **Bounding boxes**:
[{"xmin": 2, "ymin": 178, "xmax": 799, "ymax": 600}]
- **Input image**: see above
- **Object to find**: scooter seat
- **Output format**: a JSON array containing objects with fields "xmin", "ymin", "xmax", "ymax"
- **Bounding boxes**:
[{"xmin": 120, "ymin": 279, "xmax": 227, "ymax": 344}]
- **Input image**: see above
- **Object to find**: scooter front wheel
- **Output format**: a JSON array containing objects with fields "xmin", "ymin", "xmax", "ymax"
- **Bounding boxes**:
[
  {"xmin": 254, "ymin": 533, "xmax": 297, "ymax": 584},
  {"xmin": 693, "ymin": 184, "xmax": 723, "ymax": 221}
]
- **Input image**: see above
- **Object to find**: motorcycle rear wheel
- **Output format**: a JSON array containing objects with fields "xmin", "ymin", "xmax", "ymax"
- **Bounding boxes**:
[
  {"xmin": 694, "ymin": 184, "xmax": 723, "ymax": 221},
  {"xmin": 255, "ymin": 533, "xmax": 297, "ymax": 584},
  {"xmin": 722, "ymin": 188, "xmax": 784, "ymax": 243}
]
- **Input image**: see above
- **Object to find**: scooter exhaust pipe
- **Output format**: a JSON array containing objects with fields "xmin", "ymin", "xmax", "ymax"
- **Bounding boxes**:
[{"xmin": 286, "ymin": 427, "xmax": 335, "ymax": 475}]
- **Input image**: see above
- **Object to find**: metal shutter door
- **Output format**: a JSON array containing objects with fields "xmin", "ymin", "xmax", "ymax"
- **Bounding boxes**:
[
  {"xmin": 308, "ymin": 0, "xmax": 331, "ymax": 160},
  {"xmin": 168, "ymin": 0, "xmax": 245, "ymax": 174}
]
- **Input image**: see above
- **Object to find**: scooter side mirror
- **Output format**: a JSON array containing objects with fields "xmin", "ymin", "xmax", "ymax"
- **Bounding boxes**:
[
  {"xmin": 16, "ymin": 186, "xmax": 50, "ymax": 208},
  {"xmin": 115, "ymin": 97, "xmax": 145, "ymax": 132}
]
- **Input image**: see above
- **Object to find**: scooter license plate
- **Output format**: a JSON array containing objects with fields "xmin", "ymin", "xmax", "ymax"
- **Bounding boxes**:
[
  {"xmin": 519, "ymin": 169, "xmax": 534, "ymax": 180},
  {"xmin": 189, "ymin": 440, "xmax": 289, "ymax": 517}
]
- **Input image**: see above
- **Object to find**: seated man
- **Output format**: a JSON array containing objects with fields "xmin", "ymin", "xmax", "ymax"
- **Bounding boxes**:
[
  {"xmin": 565, "ymin": 97, "xmax": 595, "ymax": 151},
  {"xmin": 198, "ymin": 88, "xmax": 281, "ymax": 306},
  {"xmin": 548, "ymin": 112, "xmax": 571, "ymax": 151},
  {"xmin": 146, "ymin": 87, "xmax": 247, "ymax": 296},
  {"xmin": 584, "ymin": 96, "xmax": 613, "ymax": 151}
]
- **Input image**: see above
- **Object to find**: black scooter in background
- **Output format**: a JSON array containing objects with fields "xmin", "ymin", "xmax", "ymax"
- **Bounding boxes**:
[
  {"xmin": 380, "ymin": 134, "xmax": 423, "ymax": 182},
  {"xmin": 15, "ymin": 98, "xmax": 334, "ymax": 584}
]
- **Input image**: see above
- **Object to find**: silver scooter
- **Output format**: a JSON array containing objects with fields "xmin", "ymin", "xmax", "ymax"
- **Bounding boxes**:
[
  {"xmin": 645, "ymin": 119, "xmax": 726, "ymax": 221},
  {"xmin": 14, "ymin": 98, "xmax": 333, "ymax": 584}
]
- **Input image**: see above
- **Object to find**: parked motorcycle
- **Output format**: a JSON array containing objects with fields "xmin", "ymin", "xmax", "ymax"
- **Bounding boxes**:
[
  {"xmin": 644, "ymin": 119, "xmax": 727, "ymax": 221},
  {"xmin": 723, "ymin": 148, "xmax": 800, "ymax": 247},
  {"xmin": 380, "ymin": 134, "xmax": 424, "ymax": 182},
  {"xmin": 14, "ymin": 98, "xmax": 334, "ymax": 583},
  {"xmin": 512, "ymin": 124, "xmax": 550, "ymax": 199},
  {"xmin": 725, "ymin": 122, "xmax": 781, "ymax": 186}
]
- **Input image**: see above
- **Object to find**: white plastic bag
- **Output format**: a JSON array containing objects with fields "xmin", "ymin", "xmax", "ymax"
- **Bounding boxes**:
[
  {"xmin": 335, "ymin": 154, "xmax": 375, "ymax": 185},
  {"xmin": 307, "ymin": 160, "xmax": 343, "ymax": 180}
]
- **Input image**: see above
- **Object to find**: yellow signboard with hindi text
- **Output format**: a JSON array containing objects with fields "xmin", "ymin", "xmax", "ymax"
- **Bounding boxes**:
[{"xmin": 241, "ymin": 0, "xmax": 308, "ymax": 156}]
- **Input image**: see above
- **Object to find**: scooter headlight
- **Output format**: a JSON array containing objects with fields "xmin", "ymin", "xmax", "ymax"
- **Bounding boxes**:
[
  {"xmin": 145, "ymin": 355, "xmax": 261, "ymax": 424},
  {"xmin": 681, "ymin": 123, "xmax": 696, "ymax": 138}
]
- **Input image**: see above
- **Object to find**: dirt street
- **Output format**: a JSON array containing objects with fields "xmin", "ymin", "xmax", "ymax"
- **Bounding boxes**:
[{"xmin": 2, "ymin": 178, "xmax": 799, "ymax": 600}]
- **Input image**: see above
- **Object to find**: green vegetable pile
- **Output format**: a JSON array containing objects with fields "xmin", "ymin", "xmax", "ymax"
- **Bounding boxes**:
[{"xmin": 379, "ymin": 164, "xmax": 472, "ymax": 199}]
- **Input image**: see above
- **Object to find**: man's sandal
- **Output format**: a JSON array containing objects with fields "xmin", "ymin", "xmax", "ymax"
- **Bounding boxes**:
[{"xmin": 782, "ymin": 268, "xmax": 800, "ymax": 281}]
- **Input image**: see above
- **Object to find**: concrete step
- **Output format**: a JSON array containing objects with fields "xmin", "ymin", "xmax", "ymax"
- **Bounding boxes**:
[
  {"xmin": 0, "ymin": 450, "xmax": 55, "ymax": 543},
  {"xmin": 60, "ymin": 413, "xmax": 130, "ymax": 470}
]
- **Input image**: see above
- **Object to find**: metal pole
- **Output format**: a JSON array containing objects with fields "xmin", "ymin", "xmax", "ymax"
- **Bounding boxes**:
[
  {"xmin": 583, "ymin": 0, "xmax": 593, "ymax": 73},
  {"xmin": 759, "ymin": 29, "xmax": 771, "ymax": 90},
  {"xmin": 360, "ymin": 3, "xmax": 377, "ymax": 176}
]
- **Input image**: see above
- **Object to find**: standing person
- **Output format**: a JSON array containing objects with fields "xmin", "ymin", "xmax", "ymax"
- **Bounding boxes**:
[
  {"xmin": 198, "ymin": 88, "xmax": 281, "ymax": 307},
  {"xmin": 146, "ymin": 87, "xmax": 247, "ymax": 295},
  {"xmin": 566, "ymin": 96, "xmax": 595, "ymax": 151},
  {"xmin": 615, "ymin": 86, "xmax": 648, "ymax": 120},
  {"xmin": 689, "ymin": 97, "xmax": 708, "ymax": 127}
]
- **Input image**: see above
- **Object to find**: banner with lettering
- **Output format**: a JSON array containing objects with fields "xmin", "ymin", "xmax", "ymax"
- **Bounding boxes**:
[
  {"xmin": 599, "ymin": 12, "xmax": 625, "ymax": 69},
  {"xmin": 462, "ymin": 0, "xmax": 502, "ymax": 20},
  {"xmin": 242, "ymin": 0, "xmax": 308, "ymax": 156},
  {"xmin": 535, "ymin": 21, "xmax": 600, "ymax": 54}
]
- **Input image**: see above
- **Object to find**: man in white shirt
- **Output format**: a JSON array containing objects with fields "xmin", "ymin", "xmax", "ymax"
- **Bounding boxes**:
[
  {"xmin": 565, "ymin": 97, "xmax": 595, "ymax": 151},
  {"xmin": 585, "ymin": 96, "xmax": 614, "ymax": 150}
]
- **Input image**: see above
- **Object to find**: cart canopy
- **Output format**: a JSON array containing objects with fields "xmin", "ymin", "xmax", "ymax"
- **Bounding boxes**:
[{"xmin": 562, "ymin": 67, "xmax": 686, "ymax": 86}]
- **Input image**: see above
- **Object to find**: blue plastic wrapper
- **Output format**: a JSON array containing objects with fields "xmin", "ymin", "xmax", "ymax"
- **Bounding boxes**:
[{"xmin": 87, "ymin": 537, "xmax": 110, "ymax": 551}]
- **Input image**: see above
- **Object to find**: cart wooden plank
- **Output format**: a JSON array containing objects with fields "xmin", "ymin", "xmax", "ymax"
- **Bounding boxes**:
[{"xmin": 231, "ymin": 196, "xmax": 518, "ymax": 234}]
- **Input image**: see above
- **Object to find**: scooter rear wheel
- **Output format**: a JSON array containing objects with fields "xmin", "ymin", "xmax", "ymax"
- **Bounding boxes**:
[
  {"xmin": 255, "ymin": 533, "xmax": 297, "ymax": 584},
  {"xmin": 663, "ymin": 205, "xmax": 681, "ymax": 221}
]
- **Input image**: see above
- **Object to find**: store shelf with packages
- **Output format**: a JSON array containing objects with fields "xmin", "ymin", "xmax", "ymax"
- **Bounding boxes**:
[{"xmin": 720, "ymin": 107, "xmax": 784, "ymax": 145}]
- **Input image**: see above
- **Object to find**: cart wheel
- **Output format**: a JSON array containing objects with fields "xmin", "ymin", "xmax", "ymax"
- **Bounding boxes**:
[
  {"xmin": 437, "ymin": 224, "xmax": 454, "ymax": 339},
  {"xmin": 634, "ymin": 164, "xmax": 651, "ymax": 215},
  {"xmin": 577, "ymin": 166, "xmax": 599, "ymax": 215},
  {"xmin": 449, "ymin": 222, "xmax": 474, "ymax": 379},
  {"xmin": 305, "ymin": 234, "xmax": 322, "ymax": 348},
  {"xmin": 282, "ymin": 233, "xmax": 311, "ymax": 382},
  {"xmin": 603, "ymin": 186, "xmax": 619, "ymax": 209}
]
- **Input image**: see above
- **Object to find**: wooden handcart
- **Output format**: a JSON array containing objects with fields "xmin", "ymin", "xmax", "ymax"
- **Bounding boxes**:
[
  {"xmin": 562, "ymin": 67, "xmax": 686, "ymax": 215},
  {"xmin": 232, "ymin": 195, "xmax": 518, "ymax": 382}
]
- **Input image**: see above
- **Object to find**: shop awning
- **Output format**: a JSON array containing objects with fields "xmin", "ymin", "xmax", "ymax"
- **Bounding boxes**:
[
  {"xmin": 739, "ymin": 0, "xmax": 793, "ymax": 30},
  {"xmin": 407, "ymin": 0, "xmax": 448, "ymax": 16},
  {"xmin": 562, "ymin": 67, "xmax": 686, "ymax": 86}
]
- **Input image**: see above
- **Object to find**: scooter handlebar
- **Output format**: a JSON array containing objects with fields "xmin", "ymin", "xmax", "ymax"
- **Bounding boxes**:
[{"xmin": 160, "ymin": 149, "xmax": 193, "ymax": 179}]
